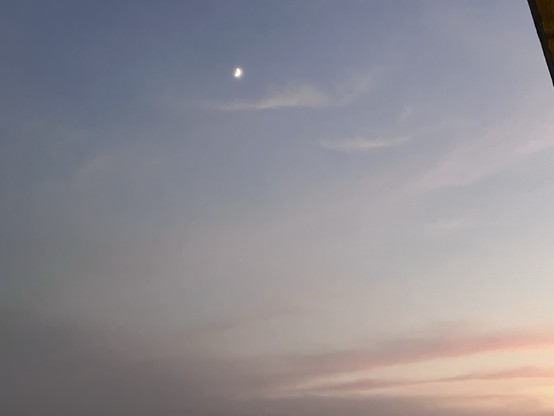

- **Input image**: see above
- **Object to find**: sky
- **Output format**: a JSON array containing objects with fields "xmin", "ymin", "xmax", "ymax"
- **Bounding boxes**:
[{"xmin": 2, "ymin": 0, "xmax": 554, "ymax": 414}]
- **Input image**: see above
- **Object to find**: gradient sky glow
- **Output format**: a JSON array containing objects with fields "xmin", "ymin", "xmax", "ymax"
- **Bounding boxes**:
[{"xmin": 3, "ymin": 1, "xmax": 554, "ymax": 414}]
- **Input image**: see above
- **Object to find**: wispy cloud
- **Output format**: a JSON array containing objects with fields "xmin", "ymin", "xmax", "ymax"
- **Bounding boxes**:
[
  {"xmin": 309, "ymin": 366, "xmax": 554, "ymax": 393},
  {"xmin": 208, "ymin": 84, "xmax": 332, "ymax": 111},
  {"xmin": 4, "ymin": 310, "xmax": 554, "ymax": 415},
  {"xmin": 320, "ymin": 136, "xmax": 410, "ymax": 152},
  {"xmin": 414, "ymin": 119, "xmax": 554, "ymax": 191},
  {"xmin": 444, "ymin": 366, "xmax": 554, "ymax": 382},
  {"xmin": 206, "ymin": 72, "xmax": 373, "ymax": 111},
  {"xmin": 515, "ymin": 123, "xmax": 554, "ymax": 155},
  {"xmin": 280, "ymin": 327, "xmax": 554, "ymax": 382}
]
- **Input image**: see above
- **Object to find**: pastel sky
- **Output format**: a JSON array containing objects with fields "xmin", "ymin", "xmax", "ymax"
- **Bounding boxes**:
[{"xmin": 2, "ymin": 1, "xmax": 554, "ymax": 414}]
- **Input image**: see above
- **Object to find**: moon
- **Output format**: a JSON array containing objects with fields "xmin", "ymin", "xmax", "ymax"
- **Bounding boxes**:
[{"xmin": 234, "ymin": 67, "xmax": 243, "ymax": 79}]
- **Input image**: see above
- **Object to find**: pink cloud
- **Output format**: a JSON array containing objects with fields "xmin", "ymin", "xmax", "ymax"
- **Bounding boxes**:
[
  {"xmin": 444, "ymin": 366, "xmax": 554, "ymax": 382},
  {"xmin": 281, "ymin": 328, "xmax": 554, "ymax": 381},
  {"xmin": 311, "ymin": 366, "xmax": 554, "ymax": 393}
]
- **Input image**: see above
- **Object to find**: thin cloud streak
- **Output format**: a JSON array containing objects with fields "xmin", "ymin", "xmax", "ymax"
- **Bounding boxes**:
[
  {"xmin": 414, "ymin": 119, "xmax": 554, "ymax": 191},
  {"xmin": 281, "ymin": 328, "xmax": 554, "ymax": 382},
  {"xmin": 209, "ymin": 84, "xmax": 332, "ymax": 111},
  {"xmin": 515, "ymin": 123, "xmax": 554, "ymax": 154},
  {"xmin": 206, "ymin": 73, "xmax": 373, "ymax": 111},
  {"xmin": 320, "ymin": 136, "xmax": 410, "ymax": 152},
  {"xmin": 445, "ymin": 366, "xmax": 554, "ymax": 382},
  {"xmin": 310, "ymin": 366, "xmax": 554, "ymax": 393}
]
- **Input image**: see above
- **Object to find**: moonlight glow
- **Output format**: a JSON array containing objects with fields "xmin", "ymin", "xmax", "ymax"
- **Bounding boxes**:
[{"xmin": 234, "ymin": 67, "xmax": 243, "ymax": 79}]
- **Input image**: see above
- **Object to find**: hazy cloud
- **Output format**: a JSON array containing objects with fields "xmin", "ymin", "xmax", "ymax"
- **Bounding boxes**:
[
  {"xmin": 209, "ymin": 84, "xmax": 332, "ymax": 111},
  {"xmin": 320, "ymin": 136, "xmax": 410, "ymax": 152},
  {"xmin": 280, "ymin": 327, "xmax": 554, "ymax": 382},
  {"xmin": 2, "ymin": 310, "xmax": 553, "ymax": 415},
  {"xmin": 515, "ymin": 122, "xmax": 554, "ymax": 154},
  {"xmin": 310, "ymin": 366, "xmax": 554, "ymax": 393},
  {"xmin": 207, "ymin": 73, "xmax": 373, "ymax": 111},
  {"xmin": 414, "ymin": 119, "xmax": 554, "ymax": 191}
]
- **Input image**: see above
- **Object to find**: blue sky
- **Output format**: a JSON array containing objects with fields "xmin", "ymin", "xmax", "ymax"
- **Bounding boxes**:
[{"xmin": 2, "ymin": 1, "xmax": 554, "ymax": 414}]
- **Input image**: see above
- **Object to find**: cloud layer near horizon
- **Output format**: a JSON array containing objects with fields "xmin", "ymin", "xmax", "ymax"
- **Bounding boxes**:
[{"xmin": 3, "ymin": 309, "xmax": 554, "ymax": 414}]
